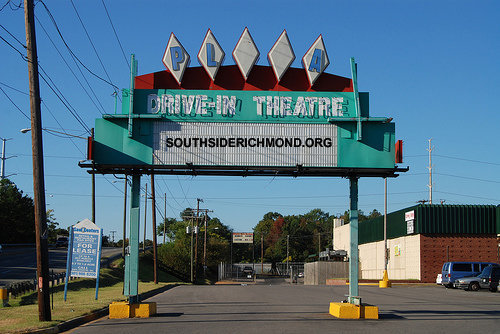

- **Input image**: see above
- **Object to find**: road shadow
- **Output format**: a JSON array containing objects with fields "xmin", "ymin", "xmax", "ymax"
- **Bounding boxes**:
[
  {"xmin": 156, "ymin": 312, "xmax": 184, "ymax": 317},
  {"xmin": 381, "ymin": 309, "xmax": 500, "ymax": 321}
]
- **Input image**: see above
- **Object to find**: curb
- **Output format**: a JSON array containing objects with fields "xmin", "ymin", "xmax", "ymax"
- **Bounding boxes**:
[{"xmin": 24, "ymin": 284, "xmax": 179, "ymax": 334}]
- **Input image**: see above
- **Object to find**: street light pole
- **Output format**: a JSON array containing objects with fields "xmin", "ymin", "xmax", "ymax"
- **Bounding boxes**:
[{"xmin": 24, "ymin": 0, "xmax": 50, "ymax": 321}]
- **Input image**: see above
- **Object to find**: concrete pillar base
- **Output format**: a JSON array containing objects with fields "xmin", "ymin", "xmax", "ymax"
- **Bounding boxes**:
[
  {"xmin": 109, "ymin": 301, "xmax": 157, "ymax": 318},
  {"xmin": 329, "ymin": 302, "xmax": 379, "ymax": 319}
]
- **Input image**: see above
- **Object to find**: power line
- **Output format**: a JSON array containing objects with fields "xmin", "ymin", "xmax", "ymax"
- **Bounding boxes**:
[
  {"xmin": 0, "ymin": 0, "xmax": 22, "ymax": 11},
  {"xmin": 434, "ymin": 191, "xmax": 499, "ymax": 202},
  {"xmin": 41, "ymin": 101, "xmax": 86, "ymax": 156},
  {"xmin": 434, "ymin": 154, "xmax": 500, "ymax": 166},
  {"xmin": 188, "ymin": 190, "xmax": 427, "ymax": 200},
  {"xmin": 17, "ymin": 172, "xmax": 89, "ymax": 178},
  {"xmin": 0, "ymin": 23, "xmax": 25, "ymax": 48},
  {"xmin": 0, "ymin": 81, "xmax": 29, "ymax": 95},
  {"xmin": 0, "ymin": 33, "xmax": 26, "ymax": 58},
  {"xmin": 434, "ymin": 172, "xmax": 500, "ymax": 184},
  {"xmin": 38, "ymin": 66, "xmax": 91, "ymax": 133},
  {"xmin": 100, "ymin": 0, "xmax": 129, "ymax": 69},
  {"xmin": 12, "ymin": 153, "xmax": 82, "ymax": 159},
  {"xmin": 0, "ymin": 85, "xmax": 30, "ymax": 120},
  {"xmin": 37, "ymin": 0, "xmax": 119, "ymax": 91},
  {"xmin": 35, "ymin": 16, "xmax": 107, "ymax": 115},
  {"xmin": 70, "ymin": 0, "xmax": 117, "ymax": 94}
]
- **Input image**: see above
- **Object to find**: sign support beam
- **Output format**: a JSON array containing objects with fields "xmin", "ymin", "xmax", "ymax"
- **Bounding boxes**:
[
  {"xmin": 125, "ymin": 174, "xmax": 141, "ymax": 302},
  {"xmin": 348, "ymin": 176, "xmax": 360, "ymax": 305}
]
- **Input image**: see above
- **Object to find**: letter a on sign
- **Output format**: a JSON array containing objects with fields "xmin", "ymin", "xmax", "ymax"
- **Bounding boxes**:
[
  {"xmin": 163, "ymin": 33, "xmax": 190, "ymax": 85},
  {"xmin": 302, "ymin": 35, "xmax": 330, "ymax": 86}
]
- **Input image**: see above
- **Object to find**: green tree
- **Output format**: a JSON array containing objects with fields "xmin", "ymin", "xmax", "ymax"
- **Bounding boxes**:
[
  {"xmin": 157, "ymin": 217, "xmax": 180, "ymax": 241},
  {"xmin": 0, "ymin": 178, "xmax": 35, "ymax": 244},
  {"xmin": 253, "ymin": 209, "xmax": 336, "ymax": 264},
  {"xmin": 156, "ymin": 210, "xmax": 233, "ymax": 280},
  {"xmin": 46, "ymin": 209, "xmax": 68, "ymax": 244},
  {"xmin": 341, "ymin": 208, "xmax": 382, "ymax": 224}
]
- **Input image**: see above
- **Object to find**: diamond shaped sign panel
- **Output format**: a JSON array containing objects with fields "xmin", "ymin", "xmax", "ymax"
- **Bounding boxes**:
[
  {"xmin": 197, "ymin": 29, "xmax": 225, "ymax": 81},
  {"xmin": 268, "ymin": 30, "xmax": 295, "ymax": 82},
  {"xmin": 302, "ymin": 35, "xmax": 330, "ymax": 86},
  {"xmin": 162, "ymin": 33, "xmax": 190, "ymax": 85},
  {"xmin": 232, "ymin": 27, "xmax": 260, "ymax": 80}
]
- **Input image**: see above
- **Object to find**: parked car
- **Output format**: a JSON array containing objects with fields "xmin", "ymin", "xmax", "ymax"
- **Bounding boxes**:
[
  {"xmin": 454, "ymin": 265, "xmax": 500, "ymax": 291},
  {"xmin": 55, "ymin": 237, "xmax": 69, "ymax": 248},
  {"xmin": 242, "ymin": 266, "xmax": 253, "ymax": 278},
  {"xmin": 436, "ymin": 273, "xmax": 442, "ymax": 285},
  {"xmin": 484, "ymin": 266, "xmax": 500, "ymax": 292},
  {"xmin": 441, "ymin": 261, "xmax": 498, "ymax": 288}
]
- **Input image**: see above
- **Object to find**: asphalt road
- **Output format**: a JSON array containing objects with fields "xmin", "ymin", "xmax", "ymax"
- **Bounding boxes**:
[
  {"xmin": 0, "ymin": 247, "xmax": 122, "ymax": 286},
  {"xmin": 71, "ymin": 283, "xmax": 500, "ymax": 334}
]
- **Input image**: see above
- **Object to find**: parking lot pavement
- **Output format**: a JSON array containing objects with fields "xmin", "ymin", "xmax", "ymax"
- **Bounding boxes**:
[{"xmin": 71, "ymin": 284, "xmax": 500, "ymax": 334}]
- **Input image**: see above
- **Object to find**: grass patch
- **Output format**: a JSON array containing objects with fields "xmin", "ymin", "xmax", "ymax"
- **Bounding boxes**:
[{"xmin": 0, "ymin": 254, "xmax": 186, "ymax": 333}]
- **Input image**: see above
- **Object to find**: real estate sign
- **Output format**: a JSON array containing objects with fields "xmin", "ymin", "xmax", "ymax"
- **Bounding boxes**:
[{"xmin": 64, "ymin": 219, "xmax": 103, "ymax": 300}]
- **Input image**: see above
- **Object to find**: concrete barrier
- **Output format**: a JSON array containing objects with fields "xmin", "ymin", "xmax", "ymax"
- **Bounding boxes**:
[{"xmin": 304, "ymin": 261, "xmax": 350, "ymax": 285}]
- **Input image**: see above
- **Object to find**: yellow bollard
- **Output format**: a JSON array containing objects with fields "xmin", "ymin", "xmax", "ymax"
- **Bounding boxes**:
[
  {"xmin": 378, "ymin": 270, "xmax": 391, "ymax": 288},
  {"xmin": 0, "ymin": 287, "xmax": 9, "ymax": 307}
]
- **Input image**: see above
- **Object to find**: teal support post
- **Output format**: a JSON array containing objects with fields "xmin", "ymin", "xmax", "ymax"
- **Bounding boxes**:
[
  {"xmin": 128, "ymin": 54, "xmax": 137, "ymax": 138},
  {"xmin": 348, "ymin": 176, "xmax": 360, "ymax": 305},
  {"xmin": 125, "ymin": 174, "xmax": 141, "ymax": 303},
  {"xmin": 350, "ymin": 57, "xmax": 362, "ymax": 141}
]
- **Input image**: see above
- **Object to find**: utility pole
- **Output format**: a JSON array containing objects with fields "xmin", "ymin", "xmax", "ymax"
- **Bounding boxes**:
[
  {"xmin": 24, "ymin": 0, "xmax": 50, "ymax": 321},
  {"xmin": 184, "ymin": 209, "xmax": 212, "ymax": 280},
  {"xmin": 286, "ymin": 235, "xmax": 289, "ymax": 276},
  {"xmin": 427, "ymin": 138, "xmax": 433, "ymax": 204},
  {"xmin": 163, "ymin": 193, "xmax": 166, "ymax": 244},
  {"xmin": 122, "ymin": 176, "xmax": 127, "ymax": 258},
  {"xmin": 203, "ymin": 212, "xmax": 207, "ymax": 278},
  {"xmin": 143, "ymin": 183, "xmax": 147, "ymax": 251},
  {"xmin": 1, "ymin": 137, "xmax": 13, "ymax": 179},
  {"xmin": 190, "ymin": 216, "xmax": 194, "ymax": 282},
  {"xmin": 110, "ymin": 230, "xmax": 116, "ymax": 244},
  {"xmin": 261, "ymin": 234, "xmax": 264, "ymax": 274},
  {"xmin": 194, "ymin": 199, "xmax": 202, "ymax": 278},
  {"xmin": 318, "ymin": 233, "xmax": 321, "ymax": 260},
  {"xmin": 150, "ymin": 174, "xmax": 158, "ymax": 284}
]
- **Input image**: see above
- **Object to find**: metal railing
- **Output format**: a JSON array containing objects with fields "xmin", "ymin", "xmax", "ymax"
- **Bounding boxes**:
[{"xmin": 6, "ymin": 271, "xmax": 77, "ymax": 298}]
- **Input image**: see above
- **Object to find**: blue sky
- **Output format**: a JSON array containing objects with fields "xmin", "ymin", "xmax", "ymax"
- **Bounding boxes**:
[{"xmin": 1, "ymin": 0, "xmax": 499, "ymax": 242}]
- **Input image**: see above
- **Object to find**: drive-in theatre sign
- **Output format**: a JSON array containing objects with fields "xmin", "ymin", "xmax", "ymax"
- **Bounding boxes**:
[{"xmin": 80, "ymin": 28, "xmax": 406, "ymax": 309}]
